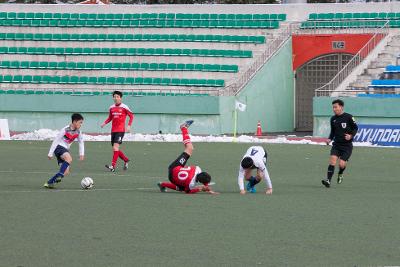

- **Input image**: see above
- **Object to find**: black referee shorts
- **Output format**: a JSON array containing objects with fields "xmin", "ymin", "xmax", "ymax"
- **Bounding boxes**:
[{"xmin": 330, "ymin": 143, "xmax": 353, "ymax": 161}]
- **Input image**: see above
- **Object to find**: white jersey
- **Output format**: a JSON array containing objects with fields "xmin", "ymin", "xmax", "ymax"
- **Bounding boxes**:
[
  {"xmin": 48, "ymin": 125, "xmax": 84, "ymax": 157},
  {"xmin": 238, "ymin": 146, "xmax": 272, "ymax": 191}
]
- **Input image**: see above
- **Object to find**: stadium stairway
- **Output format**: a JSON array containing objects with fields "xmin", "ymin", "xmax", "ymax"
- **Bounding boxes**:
[{"xmin": 347, "ymin": 32, "xmax": 400, "ymax": 92}]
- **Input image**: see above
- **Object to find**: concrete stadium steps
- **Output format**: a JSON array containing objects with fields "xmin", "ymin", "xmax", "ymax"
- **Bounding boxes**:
[
  {"xmin": 348, "ymin": 32, "xmax": 400, "ymax": 90},
  {"xmin": 0, "ymin": 69, "xmax": 237, "ymax": 80},
  {"xmin": 0, "ymin": 40, "xmax": 265, "ymax": 52},
  {"xmin": 0, "ymin": 54, "xmax": 253, "ymax": 69},
  {"xmin": 0, "ymin": 25, "xmax": 272, "ymax": 36},
  {"xmin": 0, "ymin": 83, "xmax": 222, "ymax": 94}
]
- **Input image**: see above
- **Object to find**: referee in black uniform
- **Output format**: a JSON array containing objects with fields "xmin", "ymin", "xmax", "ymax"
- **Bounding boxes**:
[{"xmin": 322, "ymin": 99, "xmax": 358, "ymax": 188}]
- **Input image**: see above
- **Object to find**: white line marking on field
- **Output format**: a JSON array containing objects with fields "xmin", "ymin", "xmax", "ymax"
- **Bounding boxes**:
[
  {"xmin": 0, "ymin": 188, "xmax": 157, "ymax": 193},
  {"xmin": 0, "ymin": 170, "xmax": 165, "ymax": 179}
]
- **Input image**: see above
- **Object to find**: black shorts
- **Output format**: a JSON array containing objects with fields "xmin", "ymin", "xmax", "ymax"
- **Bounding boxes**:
[
  {"xmin": 54, "ymin": 145, "xmax": 69, "ymax": 165},
  {"xmin": 330, "ymin": 143, "xmax": 353, "ymax": 161},
  {"xmin": 111, "ymin": 132, "xmax": 125, "ymax": 146},
  {"xmin": 168, "ymin": 152, "xmax": 190, "ymax": 183}
]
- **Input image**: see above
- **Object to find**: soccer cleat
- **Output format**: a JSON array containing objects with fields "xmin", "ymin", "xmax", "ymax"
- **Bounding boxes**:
[
  {"xmin": 246, "ymin": 182, "xmax": 252, "ymax": 192},
  {"xmin": 246, "ymin": 182, "xmax": 256, "ymax": 193},
  {"xmin": 321, "ymin": 179, "xmax": 331, "ymax": 188},
  {"xmin": 105, "ymin": 164, "xmax": 115, "ymax": 172},
  {"xmin": 180, "ymin": 120, "xmax": 194, "ymax": 129},
  {"xmin": 123, "ymin": 161, "xmax": 129, "ymax": 171},
  {"xmin": 55, "ymin": 177, "xmax": 62, "ymax": 183},
  {"xmin": 337, "ymin": 174, "xmax": 343, "ymax": 184},
  {"xmin": 157, "ymin": 182, "xmax": 166, "ymax": 193},
  {"xmin": 43, "ymin": 182, "xmax": 55, "ymax": 189}
]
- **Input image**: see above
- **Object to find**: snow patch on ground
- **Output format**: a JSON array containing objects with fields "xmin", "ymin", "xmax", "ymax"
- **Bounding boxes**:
[{"xmin": 9, "ymin": 129, "xmax": 397, "ymax": 148}]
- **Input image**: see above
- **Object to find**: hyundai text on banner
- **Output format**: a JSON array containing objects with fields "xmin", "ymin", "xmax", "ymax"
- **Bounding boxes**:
[{"xmin": 354, "ymin": 124, "xmax": 400, "ymax": 146}]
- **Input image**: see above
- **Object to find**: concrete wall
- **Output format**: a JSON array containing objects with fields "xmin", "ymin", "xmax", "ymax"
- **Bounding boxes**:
[
  {"xmin": 219, "ymin": 39, "xmax": 295, "ymax": 134},
  {"xmin": 313, "ymin": 97, "xmax": 400, "ymax": 137},
  {"xmin": 0, "ymin": 94, "xmax": 221, "ymax": 134}
]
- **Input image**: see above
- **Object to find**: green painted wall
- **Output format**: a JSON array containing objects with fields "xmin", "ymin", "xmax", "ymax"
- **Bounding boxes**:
[
  {"xmin": 219, "ymin": 39, "xmax": 295, "ymax": 134},
  {"xmin": 0, "ymin": 95, "xmax": 221, "ymax": 134},
  {"xmin": 313, "ymin": 97, "xmax": 400, "ymax": 137}
]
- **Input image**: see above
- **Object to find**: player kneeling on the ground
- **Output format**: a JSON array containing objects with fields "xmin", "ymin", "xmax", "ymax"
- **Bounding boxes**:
[
  {"xmin": 238, "ymin": 146, "xmax": 273, "ymax": 195},
  {"xmin": 44, "ymin": 113, "xmax": 85, "ymax": 189},
  {"xmin": 157, "ymin": 120, "xmax": 218, "ymax": 195}
]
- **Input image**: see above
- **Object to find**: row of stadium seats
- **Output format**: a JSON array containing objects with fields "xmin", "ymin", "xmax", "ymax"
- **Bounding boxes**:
[
  {"xmin": 0, "ymin": 89, "xmax": 209, "ymax": 96},
  {"xmin": 0, "ymin": 61, "xmax": 239, "ymax": 73},
  {"xmin": 385, "ymin": 65, "xmax": 400, "ymax": 73},
  {"xmin": 0, "ymin": 75, "xmax": 225, "ymax": 87},
  {"xmin": 309, "ymin": 12, "xmax": 400, "ymax": 21},
  {"xmin": 0, "ymin": 46, "xmax": 253, "ymax": 58},
  {"xmin": 0, "ymin": 32, "xmax": 266, "ymax": 44},
  {"xmin": 369, "ymin": 80, "xmax": 400, "ymax": 87},
  {"xmin": 300, "ymin": 20, "xmax": 399, "ymax": 29},
  {"xmin": 0, "ymin": 19, "xmax": 280, "ymax": 29},
  {"xmin": 358, "ymin": 93, "xmax": 400, "ymax": 98},
  {"xmin": 0, "ymin": 12, "xmax": 286, "ymax": 21}
]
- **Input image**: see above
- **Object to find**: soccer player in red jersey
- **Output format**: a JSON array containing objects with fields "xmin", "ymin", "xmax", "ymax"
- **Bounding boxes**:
[
  {"xmin": 157, "ymin": 120, "xmax": 218, "ymax": 195},
  {"xmin": 101, "ymin": 91, "xmax": 134, "ymax": 172}
]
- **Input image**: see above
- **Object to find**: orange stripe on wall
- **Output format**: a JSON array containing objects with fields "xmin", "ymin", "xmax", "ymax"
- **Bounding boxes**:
[{"xmin": 292, "ymin": 34, "xmax": 374, "ymax": 71}]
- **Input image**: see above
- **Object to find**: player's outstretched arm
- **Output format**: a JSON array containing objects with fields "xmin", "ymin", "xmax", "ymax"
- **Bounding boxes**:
[{"xmin": 202, "ymin": 185, "xmax": 219, "ymax": 195}]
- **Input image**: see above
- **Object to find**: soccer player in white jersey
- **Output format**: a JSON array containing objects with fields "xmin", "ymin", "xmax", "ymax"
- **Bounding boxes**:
[
  {"xmin": 238, "ymin": 146, "xmax": 273, "ymax": 195},
  {"xmin": 44, "ymin": 113, "xmax": 85, "ymax": 188}
]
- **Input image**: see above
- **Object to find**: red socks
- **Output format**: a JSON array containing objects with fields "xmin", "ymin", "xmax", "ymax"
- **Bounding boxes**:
[
  {"xmin": 112, "ymin": 150, "xmax": 129, "ymax": 167},
  {"xmin": 112, "ymin": 151, "xmax": 119, "ymax": 167},
  {"xmin": 181, "ymin": 127, "xmax": 191, "ymax": 145},
  {"xmin": 118, "ymin": 150, "xmax": 129, "ymax": 162},
  {"xmin": 161, "ymin": 182, "xmax": 179, "ymax": 191}
]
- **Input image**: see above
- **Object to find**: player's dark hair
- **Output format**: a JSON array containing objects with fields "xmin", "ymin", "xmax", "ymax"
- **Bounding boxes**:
[
  {"xmin": 71, "ymin": 113, "xmax": 84, "ymax": 122},
  {"xmin": 241, "ymin": 157, "xmax": 254, "ymax": 169},
  {"xmin": 113, "ymin": 90, "xmax": 123, "ymax": 98},
  {"xmin": 197, "ymin": 172, "xmax": 211, "ymax": 184},
  {"xmin": 332, "ymin": 99, "xmax": 344, "ymax": 107}
]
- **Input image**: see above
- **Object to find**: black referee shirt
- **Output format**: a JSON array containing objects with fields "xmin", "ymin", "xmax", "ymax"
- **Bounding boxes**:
[{"xmin": 328, "ymin": 112, "xmax": 358, "ymax": 145}]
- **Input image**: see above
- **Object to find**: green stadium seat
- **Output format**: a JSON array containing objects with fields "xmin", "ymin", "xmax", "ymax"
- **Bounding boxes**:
[
  {"xmin": 57, "ymin": 62, "xmax": 67, "ymax": 69},
  {"xmin": 94, "ymin": 63, "xmax": 104, "ymax": 69},
  {"xmin": 12, "ymin": 75, "xmax": 23, "ymax": 83},
  {"xmin": 69, "ymin": 76, "xmax": 79, "ymax": 84},
  {"xmin": 28, "ymin": 61, "xmax": 38, "ymax": 68},
  {"xmin": 135, "ymin": 77, "xmax": 144, "ymax": 84}
]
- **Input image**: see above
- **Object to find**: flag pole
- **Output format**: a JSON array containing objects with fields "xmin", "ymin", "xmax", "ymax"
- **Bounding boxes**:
[{"xmin": 233, "ymin": 107, "xmax": 238, "ymax": 139}]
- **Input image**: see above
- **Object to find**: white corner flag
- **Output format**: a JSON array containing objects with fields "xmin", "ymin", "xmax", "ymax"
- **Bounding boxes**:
[{"xmin": 235, "ymin": 100, "xmax": 246, "ymax": 112}]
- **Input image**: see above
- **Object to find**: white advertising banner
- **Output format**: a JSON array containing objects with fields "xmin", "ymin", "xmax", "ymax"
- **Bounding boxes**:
[{"xmin": 0, "ymin": 119, "xmax": 11, "ymax": 140}]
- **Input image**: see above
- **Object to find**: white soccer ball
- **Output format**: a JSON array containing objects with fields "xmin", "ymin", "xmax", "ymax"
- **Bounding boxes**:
[{"xmin": 81, "ymin": 177, "xmax": 94, "ymax": 189}]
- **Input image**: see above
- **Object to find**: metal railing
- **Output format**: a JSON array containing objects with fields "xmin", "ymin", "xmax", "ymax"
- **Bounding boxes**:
[
  {"xmin": 315, "ymin": 21, "xmax": 390, "ymax": 97},
  {"xmin": 295, "ymin": 19, "xmax": 392, "ymax": 35},
  {"xmin": 222, "ymin": 22, "xmax": 300, "ymax": 96}
]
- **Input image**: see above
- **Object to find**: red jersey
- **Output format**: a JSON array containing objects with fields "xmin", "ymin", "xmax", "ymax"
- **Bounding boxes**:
[
  {"xmin": 103, "ymin": 103, "xmax": 134, "ymax": 133},
  {"xmin": 171, "ymin": 165, "xmax": 207, "ymax": 193}
]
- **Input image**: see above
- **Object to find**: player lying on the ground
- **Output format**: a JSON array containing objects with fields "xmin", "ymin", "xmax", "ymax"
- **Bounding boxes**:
[
  {"xmin": 157, "ymin": 120, "xmax": 218, "ymax": 195},
  {"xmin": 238, "ymin": 146, "xmax": 273, "ymax": 195},
  {"xmin": 44, "ymin": 113, "xmax": 85, "ymax": 188}
]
